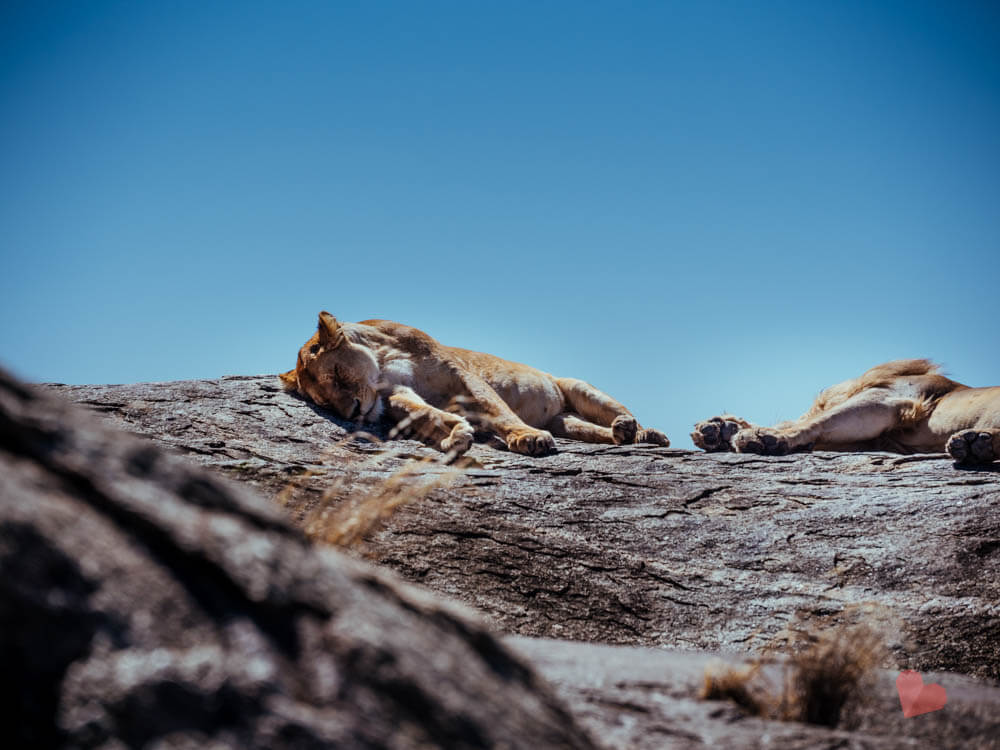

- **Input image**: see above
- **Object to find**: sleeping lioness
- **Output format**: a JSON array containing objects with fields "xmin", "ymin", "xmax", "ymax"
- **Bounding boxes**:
[
  {"xmin": 692, "ymin": 359, "xmax": 1000, "ymax": 465},
  {"xmin": 281, "ymin": 312, "xmax": 670, "ymax": 457}
]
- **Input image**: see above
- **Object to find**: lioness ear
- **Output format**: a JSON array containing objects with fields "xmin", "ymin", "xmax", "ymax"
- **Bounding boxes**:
[
  {"xmin": 317, "ymin": 311, "xmax": 346, "ymax": 349},
  {"xmin": 279, "ymin": 369, "xmax": 299, "ymax": 392}
]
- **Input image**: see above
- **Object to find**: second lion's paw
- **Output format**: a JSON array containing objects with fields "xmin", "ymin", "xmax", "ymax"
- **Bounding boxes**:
[
  {"xmin": 691, "ymin": 416, "xmax": 748, "ymax": 452},
  {"xmin": 946, "ymin": 430, "xmax": 997, "ymax": 465},
  {"xmin": 732, "ymin": 428, "xmax": 789, "ymax": 456}
]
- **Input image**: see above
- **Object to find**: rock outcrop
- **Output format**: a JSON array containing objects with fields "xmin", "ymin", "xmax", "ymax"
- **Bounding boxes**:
[
  {"xmin": 30, "ymin": 373, "xmax": 1000, "ymax": 748},
  {"xmin": 2, "ymin": 369, "xmax": 596, "ymax": 749},
  {"xmin": 51, "ymin": 376, "xmax": 1000, "ymax": 683}
]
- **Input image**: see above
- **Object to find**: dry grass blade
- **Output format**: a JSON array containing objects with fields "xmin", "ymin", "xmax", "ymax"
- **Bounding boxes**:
[
  {"xmin": 310, "ymin": 459, "xmax": 459, "ymax": 548},
  {"xmin": 297, "ymin": 429, "xmax": 464, "ymax": 550}
]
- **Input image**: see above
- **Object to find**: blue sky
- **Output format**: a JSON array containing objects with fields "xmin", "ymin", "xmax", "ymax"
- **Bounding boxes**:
[{"xmin": 2, "ymin": 1, "xmax": 998, "ymax": 449}]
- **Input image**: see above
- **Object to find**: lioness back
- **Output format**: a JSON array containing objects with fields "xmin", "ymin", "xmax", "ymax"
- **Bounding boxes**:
[{"xmin": 354, "ymin": 320, "xmax": 565, "ymax": 424}]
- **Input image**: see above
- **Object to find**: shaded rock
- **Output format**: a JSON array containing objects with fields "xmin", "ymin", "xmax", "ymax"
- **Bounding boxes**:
[
  {"xmin": 49, "ymin": 375, "xmax": 1000, "ymax": 687},
  {"xmin": 507, "ymin": 637, "xmax": 1000, "ymax": 749},
  {"xmin": 2, "ymin": 369, "xmax": 596, "ymax": 749}
]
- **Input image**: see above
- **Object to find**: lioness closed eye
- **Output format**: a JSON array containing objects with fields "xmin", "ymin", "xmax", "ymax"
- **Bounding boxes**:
[
  {"xmin": 281, "ymin": 312, "xmax": 670, "ymax": 457},
  {"xmin": 692, "ymin": 359, "xmax": 1000, "ymax": 466}
]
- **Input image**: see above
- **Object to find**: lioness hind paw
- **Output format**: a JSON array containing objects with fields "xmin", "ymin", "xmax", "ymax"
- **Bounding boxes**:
[
  {"xmin": 507, "ymin": 429, "xmax": 556, "ymax": 456},
  {"xmin": 636, "ymin": 428, "xmax": 670, "ymax": 447},
  {"xmin": 612, "ymin": 415, "xmax": 639, "ymax": 445},
  {"xmin": 732, "ymin": 428, "xmax": 790, "ymax": 456},
  {"xmin": 691, "ymin": 416, "xmax": 745, "ymax": 453},
  {"xmin": 946, "ymin": 430, "xmax": 997, "ymax": 465}
]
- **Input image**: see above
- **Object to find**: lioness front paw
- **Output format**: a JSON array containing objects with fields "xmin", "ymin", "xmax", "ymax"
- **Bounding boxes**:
[
  {"xmin": 611, "ymin": 415, "xmax": 638, "ymax": 445},
  {"xmin": 691, "ymin": 416, "xmax": 749, "ymax": 452},
  {"xmin": 441, "ymin": 423, "xmax": 475, "ymax": 456},
  {"xmin": 946, "ymin": 430, "xmax": 997, "ymax": 465},
  {"xmin": 732, "ymin": 428, "xmax": 790, "ymax": 456},
  {"xmin": 507, "ymin": 428, "xmax": 556, "ymax": 456},
  {"xmin": 636, "ymin": 428, "xmax": 670, "ymax": 447}
]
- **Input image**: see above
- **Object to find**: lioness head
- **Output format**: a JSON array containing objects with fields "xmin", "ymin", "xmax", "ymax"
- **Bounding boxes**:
[{"xmin": 280, "ymin": 312, "xmax": 384, "ymax": 423}]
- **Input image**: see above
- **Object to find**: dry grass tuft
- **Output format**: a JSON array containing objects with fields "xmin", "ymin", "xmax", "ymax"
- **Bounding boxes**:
[
  {"xmin": 306, "ymin": 458, "xmax": 459, "ymax": 548},
  {"xmin": 779, "ymin": 624, "xmax": 884, "ymax": 726},
  {"xmin": 701, "ymin": 624, "xmax": 885, "ymax": 728},
  {"xmin": 702, "ymin": 661, "xmax": 767, "ymax": 716},
  {"xmin": 293, "ymin": 432, "xmax": 464, "ymax": 550}
]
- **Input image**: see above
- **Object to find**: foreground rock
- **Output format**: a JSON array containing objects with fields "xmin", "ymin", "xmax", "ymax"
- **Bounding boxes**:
[
  {"xmin": 2, "ymin": 369, "xmax": 596, "ymax": 749},
  {"xmin": 52, "ymin": 375, "xmax": 1000, "ymax": 685},
  {"xmin": 507, "ymin": 637, "xmax": 1000, "ymax": 749}
]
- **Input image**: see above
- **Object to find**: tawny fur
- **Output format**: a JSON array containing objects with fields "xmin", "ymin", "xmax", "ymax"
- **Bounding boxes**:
[
  {"xmin": 692, "ymin": 359, "xmax": 1000, "ymax": 465},
  {"xmin": 282, "ymin": 312, "xmax": 669, "ymax": 457}
]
